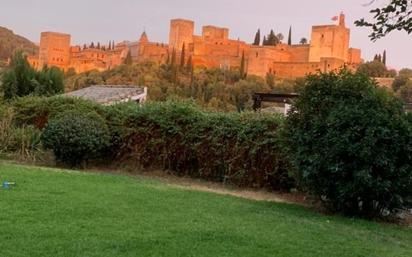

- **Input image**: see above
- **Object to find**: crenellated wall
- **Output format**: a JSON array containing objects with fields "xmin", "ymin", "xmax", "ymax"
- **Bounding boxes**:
[{"xmin": 28, "ymin": 14, "xmax": 362, "ymax": 79}]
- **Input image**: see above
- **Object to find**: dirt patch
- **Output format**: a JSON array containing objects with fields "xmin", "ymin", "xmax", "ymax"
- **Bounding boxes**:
[{"xmin": 86, "ymin": 166, "xmax": 310, "ymax": 206}]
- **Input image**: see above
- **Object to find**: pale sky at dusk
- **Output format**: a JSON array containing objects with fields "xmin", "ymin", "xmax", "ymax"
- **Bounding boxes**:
[{"xmin": 1, "ymin": 0, "xmax": 411, "ymax": 69}]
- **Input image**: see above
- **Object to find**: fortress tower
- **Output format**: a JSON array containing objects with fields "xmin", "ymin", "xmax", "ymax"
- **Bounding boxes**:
[
  {"xmin": 202, "ymin": 26, "xmax": 229, "ymax": 41},
  {"xmin": 39, "ymin": 32, "xmax": 71, "ymax": 70},
  {"xmin": 308, "ymin": 13, "xmax": 350, "ymax": 63},
  {"xmin": 169, "ymin": 19, "xmax": 194, "ymax": 51}
]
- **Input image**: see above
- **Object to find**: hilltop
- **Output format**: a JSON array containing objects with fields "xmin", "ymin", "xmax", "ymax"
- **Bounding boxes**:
[{"xmin": 0, "ymin": 26, "xmax": 38, "ymax": 65}]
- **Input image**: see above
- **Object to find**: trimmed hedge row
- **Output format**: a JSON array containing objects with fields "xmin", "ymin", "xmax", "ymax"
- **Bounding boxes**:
[{"xmin": 10, "ymin": 97, "xmax": 294, "ymax": 190}]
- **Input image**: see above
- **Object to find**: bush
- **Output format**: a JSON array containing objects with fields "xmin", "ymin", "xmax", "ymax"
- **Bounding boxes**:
[
  {"xmin": 283, "ymin": 70, "xmax": 412, "ymax": 217},
  {"xmin": 8, "ymin": 125, "xmax": 42, "ymax": 161},
  {"xmin": 0, "ymin": 105, "xmax": 15, "ymax": 153},
  {"xmin": 41, "ymin": 111, "xmax": 110, "ymax": 167},
  {"xmin": 0, "ymin": 105, "xmax": 42, "ymax": 160}
]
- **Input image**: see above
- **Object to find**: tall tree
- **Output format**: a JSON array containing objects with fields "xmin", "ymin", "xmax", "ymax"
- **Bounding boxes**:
[
  {"xmin": 97, "ymin": 42, "xmax": 101, "ymax": 49},
  {"xmin": 166, "ymin": 52, "xmax": 170, "ymax": 65},
  {"xmin": 288, "ymin": 26, "xmax": 292, "ymax": 45},
  {"xmin": 83, "ymin": 44, "xmax": 87, "ymax": 50},
  {"xmin": 253, "ymin": 29, "xmax": 261, "ymax": 45},
  {"xmin": 90, "ymin": 42, "xmax": 95, "ymax": 48},
  {"xmin": 239, "ymin": 50, "xmax": 246, "ymax": 79},
  {"xmin": 382, "ymin": 50, "xmax": 387, "ymax": 66},
  {"xmin": 187, "ymin": 55, "xmax": 194, "ymax": 85},
  {"xmin": 170, "ymin": 48, "xmax": 178, "ymax": 84},
  {"xmin": 1, "ymin": 51, "xmax": 36, "ymax": 99},
  {"xmin": 180, "ymin": 43, "xmax": 186, "ymax": 67},
  {"xmin": 264, "ymin": 30, "xmax": 279, "ymax": 46},
  {"xmin": 124, "ymin": 50, "xmax": 133, "ymax": 65},
  {"xmin": 276, "ymin": 33, "xmax": 284, "ymax": 42},
  {"xmin": 186, "ymin": 55, "xmax": 193, "ymax": 71},
  {"xmin": 355, "ymin": 0, "xmax": 412, "ymax": 40},
  {"xmin": 1, "ymin": 51, "xmax": 64, "ymax": 100},
  {"xmin": 262, "ymin": 36, "xmax": 267, "ymax": 46}
]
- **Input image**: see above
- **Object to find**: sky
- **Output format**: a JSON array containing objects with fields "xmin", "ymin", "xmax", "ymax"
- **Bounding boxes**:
[{"xmin": 1, "ymin": 0, "xmax": 411, "ymax": 70}]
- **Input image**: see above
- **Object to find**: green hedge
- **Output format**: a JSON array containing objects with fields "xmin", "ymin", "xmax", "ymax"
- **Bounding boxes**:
[
  {"xmin": 110, "ymin": 101, "xmax": 293, "ymax": 190},
  {"xmin": 11, "ymin": 96, "xmax": 105, "ymax": 129},
  {"xmin": 9, "ymin": 97, "xmax": 294, "ymax": 190}
]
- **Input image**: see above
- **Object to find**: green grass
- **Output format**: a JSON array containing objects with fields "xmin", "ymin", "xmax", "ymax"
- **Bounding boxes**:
[{"xmin": 0, "ymin": 163, "xmax": 411, "ymax": 257}]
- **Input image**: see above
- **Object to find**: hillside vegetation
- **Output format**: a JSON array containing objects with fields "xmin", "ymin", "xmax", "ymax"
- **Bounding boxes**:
[
  {"xmin": 64, "ymin": 62, "xmax": 300, "ymax": 112},
  {"xmin": 0, "ymin": 26, "xmax": 38, "ymax": 65}
]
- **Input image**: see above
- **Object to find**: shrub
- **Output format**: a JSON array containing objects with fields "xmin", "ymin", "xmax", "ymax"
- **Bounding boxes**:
[
  {"xmin": 283, "ymin": 70, "xmax": 412, "ymax": 217},
  {"xmin": 9, "ymin": 125, "xmax": 42, "ymax": 161},
  {"xmin": 41, "ymin": 111, "xmax": 110, "ymax": 167},
  {"xmin": 0, "ymin": 105, "xmax": 14, "ymax": 153},
  {"xmin": 0, "ymin": 105, "xmax": 42, "ymax": 160}
]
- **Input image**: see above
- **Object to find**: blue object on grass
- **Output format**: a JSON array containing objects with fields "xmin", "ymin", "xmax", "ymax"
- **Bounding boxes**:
[{"xmin": 2, "ymin": 181, "xmax": 16, "ymax": 189}]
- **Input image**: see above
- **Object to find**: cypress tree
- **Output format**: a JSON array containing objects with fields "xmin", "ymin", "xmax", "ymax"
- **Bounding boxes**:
[
  {"xmin": 288, "ymin": 26, "xmax": 292, "ymax": 45},
  {"xmin": 265, "ymin": 30, "xmax": 278, "ymax": 46},
  {"xmin": 187, "ymin": 56, "xmax": 194, "ymax": 85},
  {"xmin": 83, "ymin": 44, "xmax": 87, "ymax": 50},
  {"xmin": 240, "ymin": 50, "xmax": 246, "ymax": 79},
  {"xmin": 253, "ymin": 29, "xmax": 261, "ymax": 45},
  {"xmin": 171, "ymin": 48, "xmax": 178, "ymax": 83},
  {"xmin": 378, "ymin": 54, "xmax": 382, "ymax": 63},
  {"xmin": 186, "ymin": 55, "xmax": 193, "ymax": 71},
  {"xmin": 97, "ymin": 42, "xmax": 101, "ymax": 49},
  {"xmin": 124, "ymin": 50, "xmax": 133, "ymax": 65},
  {"xmin": 90, "ymin": 42, "xmax": 95, "ymax": 48},
  {"xmin": 166, "ymin": 52, "xmax": 170, "ymax": 65},
  {"xmin": 180, "ymin": 43, "xmax": 186, "ymax": 67},
  {"xmin": 262, "ymin": 36, "xmax": 267, "ymax": 46},
  {"xmin": 382, "ymin": 50, "xmax": 387, "ymax": 66}
]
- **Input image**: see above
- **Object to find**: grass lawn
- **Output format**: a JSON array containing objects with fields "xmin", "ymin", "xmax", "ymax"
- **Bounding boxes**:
[{"xmin": 0, "ymin": 163, "xmax": 411, "ymax": 257}]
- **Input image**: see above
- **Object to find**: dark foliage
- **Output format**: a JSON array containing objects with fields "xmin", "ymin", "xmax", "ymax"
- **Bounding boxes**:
[
  {"xmin": 356, "ymin": 0, "xmax": 412, "ymax": 40},
  {"xmin": 41, "ymin": 110, "xmax": 110, "ymax": 167},
  {"xmin": 108, "ymin": 100, "xmax": 294, "ymax": 190},
  {"xmin": 1, "ymin": 52, "xmax": 64, "ymax": 100},
  {"xmin": 283, "ymin": 70, "xmax": 412, "ymax": 217}
]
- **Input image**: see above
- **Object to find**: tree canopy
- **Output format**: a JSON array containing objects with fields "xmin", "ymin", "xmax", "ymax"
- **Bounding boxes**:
[
  {"xmin": 355, "ymin": 0, "xmax": 412, "ymax": 40},
  {"xmin": 1, "ymin": 51, "xmax": 64, "ymax": 100}
]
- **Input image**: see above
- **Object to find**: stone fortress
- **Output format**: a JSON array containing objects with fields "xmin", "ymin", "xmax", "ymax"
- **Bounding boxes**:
[{"xmin": 28, "ymin": 13, "xmax": 362, "ymax": 78}]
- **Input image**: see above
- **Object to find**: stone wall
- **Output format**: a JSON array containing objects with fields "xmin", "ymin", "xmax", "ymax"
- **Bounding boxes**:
[
  {"xmin": 39, "ymin": 32, "xmax": 71, "ymax": 71},
  {"xmin": 29, "ymin": 14, "xmax": 362, "ymax": 79}
]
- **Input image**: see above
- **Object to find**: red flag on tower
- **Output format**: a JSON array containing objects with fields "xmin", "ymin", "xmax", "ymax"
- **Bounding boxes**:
[{"xmin": 331, "ymin": 16, "xmax": 339, "ymax": 21}]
